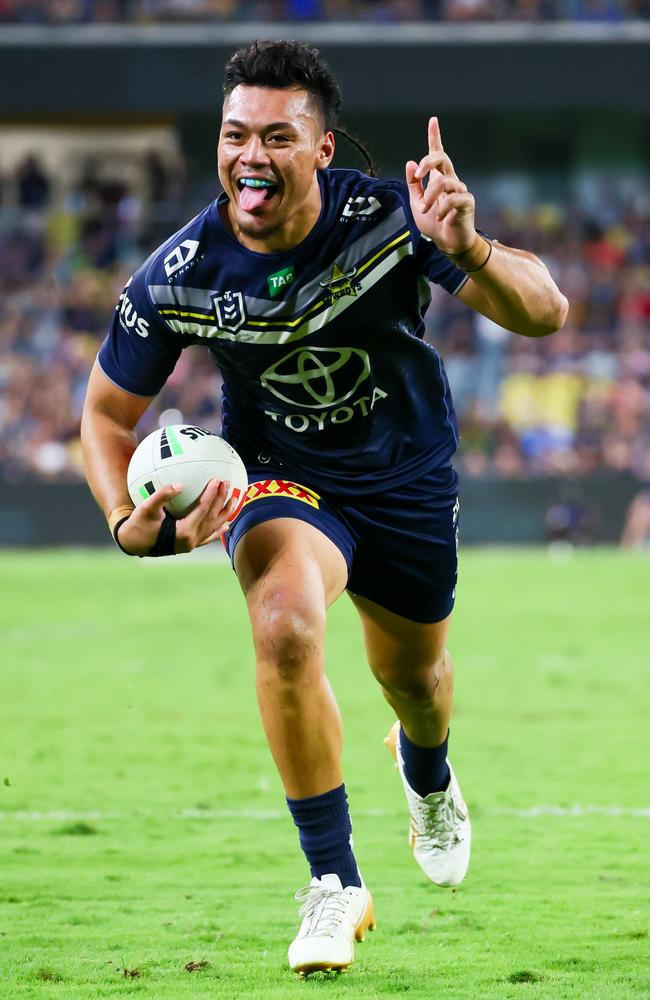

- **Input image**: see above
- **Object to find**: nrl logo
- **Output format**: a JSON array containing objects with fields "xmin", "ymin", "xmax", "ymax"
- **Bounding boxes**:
[
  {"xmin": 213, "ymin": 290, "xmax": 246, "ymax": 334},
  {"xmin": 319, "ymin": 263, "xmax": 362, "ymax": 304}
]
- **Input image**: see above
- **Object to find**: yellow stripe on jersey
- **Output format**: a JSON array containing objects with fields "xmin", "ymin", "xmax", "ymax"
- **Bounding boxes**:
[
  {"xmin": 245, "ymin": 229, "xmax": 410, "ymax": 330},
  {"xmin": 161, "ymin": 239, "xmax": 413, "ymax": 345},
  {"xmin": 159, "ymin": 309, "xmax": 214, "ymax": 321}
]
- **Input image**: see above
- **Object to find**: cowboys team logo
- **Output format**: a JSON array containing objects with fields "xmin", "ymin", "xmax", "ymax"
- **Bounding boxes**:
[
  {"xmin": 212, "ymin": 290, "xmax": 246, "ymax": 334},
  {"xmin": 261, "ymin": 346, "xmax": 371, "ymax": 409},
  {"xmin": 319, "ymin": 263, "xmax": 362, "ymax": 304}
]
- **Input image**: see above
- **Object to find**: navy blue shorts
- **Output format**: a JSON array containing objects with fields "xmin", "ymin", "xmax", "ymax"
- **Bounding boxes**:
[{"xmin": 224, "ymin": 465, "xmax": 459, "ymax": 624}]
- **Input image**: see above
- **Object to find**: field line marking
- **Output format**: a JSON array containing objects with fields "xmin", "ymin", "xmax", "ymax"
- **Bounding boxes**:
[{"xmin": 0, "ymin": 806, "xmax": 649, "ymax": 821}]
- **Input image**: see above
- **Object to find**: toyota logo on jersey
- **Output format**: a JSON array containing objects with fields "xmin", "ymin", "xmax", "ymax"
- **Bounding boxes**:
[{"xmin": 260, "ymin": 347, "xmax": 371, "ymax": 409}]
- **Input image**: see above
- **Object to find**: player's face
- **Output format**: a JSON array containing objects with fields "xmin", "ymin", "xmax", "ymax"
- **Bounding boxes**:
[{"xmin": 218, "ymin": 85, "xmax": 334, "ymax": 251}]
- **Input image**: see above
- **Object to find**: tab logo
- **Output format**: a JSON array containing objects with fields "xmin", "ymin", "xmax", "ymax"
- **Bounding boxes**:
[
  {"xmin": 164, "ymin": 239, "xmax": 200, "ymax": 279},
  {"xmin": 268, "ymin": 266, "xmax": 294, "ymax": 298},
  {"xmin": 341, "ymin": 196, "xmax": 381, "ymax": 220}
]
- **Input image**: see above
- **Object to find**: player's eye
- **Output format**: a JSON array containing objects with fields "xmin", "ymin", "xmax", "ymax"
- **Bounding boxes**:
[
  {"xmin": 268, "ymin": 134, "xmax": 290, "ymax": 144},
  {"xmin": 224, "ymin": 130, "xmax": 243, "ymax": 140}
]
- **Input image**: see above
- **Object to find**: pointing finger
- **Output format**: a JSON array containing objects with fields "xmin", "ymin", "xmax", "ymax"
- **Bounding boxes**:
[{"xmin": 428, "ymin": 116, "xmax": 443, "ymax": 155}]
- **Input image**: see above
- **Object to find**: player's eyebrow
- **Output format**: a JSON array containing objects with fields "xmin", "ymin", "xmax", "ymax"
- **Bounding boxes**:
[{"xmin": 223, "ymin": 118, "xmax": 297, "ymax": 132}]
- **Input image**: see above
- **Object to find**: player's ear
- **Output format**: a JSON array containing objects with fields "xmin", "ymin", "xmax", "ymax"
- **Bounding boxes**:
[{"xmin": 316, "ymin": 130, "xmax": 335, "ymax": 169}]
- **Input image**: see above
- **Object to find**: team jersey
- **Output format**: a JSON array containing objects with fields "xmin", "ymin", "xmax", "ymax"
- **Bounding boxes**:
[{"xmin": 98, "ymin": 167, "xmax": 468, "ymax": 498}]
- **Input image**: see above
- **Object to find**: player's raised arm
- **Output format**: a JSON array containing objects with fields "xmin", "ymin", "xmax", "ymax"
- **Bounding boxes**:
[
  {"xmin": 406, "ymin": 117, "xmax": 568, "ymax": 337},
  {"xmin": 81, "ymin": 363, "xmax": 235, "ymax": 556}
]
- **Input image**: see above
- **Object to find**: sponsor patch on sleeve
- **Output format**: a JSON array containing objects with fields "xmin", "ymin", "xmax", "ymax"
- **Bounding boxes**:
[{"xmin": 242, "ymin": 480, "xmax": 320, "ymax": 510}]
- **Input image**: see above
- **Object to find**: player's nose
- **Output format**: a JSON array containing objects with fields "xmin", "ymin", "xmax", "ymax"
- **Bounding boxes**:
[{"xmin": 239, "ymin": 135, "xmax": 270, "ymax": 165}]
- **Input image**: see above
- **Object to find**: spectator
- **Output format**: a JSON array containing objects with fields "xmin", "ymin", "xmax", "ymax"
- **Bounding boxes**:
[{"xmin": 17, "ymin": 156, "xmax": 51, "ymax": 211}]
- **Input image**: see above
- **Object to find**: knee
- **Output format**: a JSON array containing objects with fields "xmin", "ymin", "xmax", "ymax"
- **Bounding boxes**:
[
  {"xmin": 249, "ymin": 586, "xmax": 325, "ymax": 681},
  {"xmin": 374, "ymin": 649, "xmax": 452, "ymax": 703}
]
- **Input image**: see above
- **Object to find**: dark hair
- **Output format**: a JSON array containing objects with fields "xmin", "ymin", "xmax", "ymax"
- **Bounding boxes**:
[{"xmin": 223, "ymin": 40, "xmax": 377, "ymax": 177}]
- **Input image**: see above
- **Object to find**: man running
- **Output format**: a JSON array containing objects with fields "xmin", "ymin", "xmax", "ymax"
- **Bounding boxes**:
[{"xmin": 81, "ymin": 40, "xmax": 568, "ymax": 975}]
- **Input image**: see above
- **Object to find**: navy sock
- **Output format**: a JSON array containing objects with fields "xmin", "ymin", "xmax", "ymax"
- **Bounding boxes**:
[
  {"xmin": 286, "ymin": 783, "xmax": 362, "ymax": 888},
  {"xmin": 399, "ymin": 725, "xmax": 450, "ymax": 797}
]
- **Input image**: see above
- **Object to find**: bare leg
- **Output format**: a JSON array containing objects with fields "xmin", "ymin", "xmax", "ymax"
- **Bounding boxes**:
[
  {"xmin": 350, "ymin": 593, "xmax": 453, "ymax": 747},
  {"xmin": 234, "ymin": 518, "xmax": 348, "ymax": 799}
]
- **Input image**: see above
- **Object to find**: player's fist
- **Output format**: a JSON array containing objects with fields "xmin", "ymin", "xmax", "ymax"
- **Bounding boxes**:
[{"xmin": 406, "ymin": 117, "xmax": 477, "ymax": 255}]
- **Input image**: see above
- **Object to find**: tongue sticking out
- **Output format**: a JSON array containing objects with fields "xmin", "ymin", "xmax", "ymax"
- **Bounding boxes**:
[{"xmin": 240, "ymin": 185, "xmax": 273, "ymax": 212}]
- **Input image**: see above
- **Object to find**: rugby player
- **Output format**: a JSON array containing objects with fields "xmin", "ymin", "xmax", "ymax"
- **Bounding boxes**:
[{"xmin": 81, "ymin": 40, "xmax": 568, "ymax": 975}]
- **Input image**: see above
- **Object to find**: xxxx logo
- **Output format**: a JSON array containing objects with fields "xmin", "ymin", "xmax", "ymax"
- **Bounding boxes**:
[
  {"xmin": 213, "ymin": 290, "xmax": 246, "ymax": 333},
  {"xmin": 243, "ymin": 480, "xmax": 320, "ymax": 509}
]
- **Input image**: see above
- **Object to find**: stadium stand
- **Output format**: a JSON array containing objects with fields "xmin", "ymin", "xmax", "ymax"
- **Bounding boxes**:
[{"xmin": 0, "ymin": 0, "xmax": 648, "ymax": 22}]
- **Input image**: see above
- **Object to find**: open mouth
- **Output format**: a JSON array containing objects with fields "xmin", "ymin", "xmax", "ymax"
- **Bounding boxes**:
[{"xmin": 237, "ymin": 177, "xmax": 279, "ymax": 212}]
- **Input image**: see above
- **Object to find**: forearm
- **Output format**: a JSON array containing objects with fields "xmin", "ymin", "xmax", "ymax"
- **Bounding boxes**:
[
  {"xmin": 455, "ymin": 236, "xmax": 568, "ymax": 338},
  {"xmin": 80, "ymin": 407, "xmax": 137, "ymax": 520}
]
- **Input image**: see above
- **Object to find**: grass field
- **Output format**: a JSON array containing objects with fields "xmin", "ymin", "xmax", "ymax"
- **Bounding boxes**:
[{"xmin": 0, "ymin": 548, "xmax": 648, "ymax": 999}]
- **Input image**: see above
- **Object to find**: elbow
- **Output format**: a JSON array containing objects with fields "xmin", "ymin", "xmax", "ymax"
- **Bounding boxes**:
[
  {"xmin": 551, "ymin": 291, "xmax": 570, "ymax": 333},
  {"xmin": 521, "ymin": 291, "xmax": 569, "ymax": 338}
]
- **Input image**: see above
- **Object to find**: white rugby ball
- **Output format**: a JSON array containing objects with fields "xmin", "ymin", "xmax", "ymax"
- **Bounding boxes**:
[{"xmin": 127, "ymin": 424, "xmax": 248, "ymax": 519}]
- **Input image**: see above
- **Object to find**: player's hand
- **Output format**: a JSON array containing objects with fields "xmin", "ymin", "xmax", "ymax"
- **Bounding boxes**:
[
  {"xmin": 405, "ymin": 117, "xmax": 477, "ymax": 255},
  {"xmin": 175, "ymin": 478, "xmax": 239, "ymax": 553},
  {"xmin": 116, "ymin": 479, "xmax": 238, "ymax": 556}
]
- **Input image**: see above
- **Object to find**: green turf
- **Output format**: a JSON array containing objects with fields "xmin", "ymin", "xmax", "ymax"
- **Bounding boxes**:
[{"xmin": 0, "ymin": 549, "xmax": 648, "ymax": 999}]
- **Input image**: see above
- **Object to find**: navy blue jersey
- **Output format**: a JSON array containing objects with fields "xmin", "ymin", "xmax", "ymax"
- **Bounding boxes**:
[{"xmin": 98, "ymin": 167, "xmax": 468, "ymax": 498}]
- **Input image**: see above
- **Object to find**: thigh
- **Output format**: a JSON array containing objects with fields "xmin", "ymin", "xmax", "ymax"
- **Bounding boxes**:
[
  {"xmin": 351, "ymin": 592, "xmax": 451, "ymax": 681},
  {"xmin": 234, "ymin": 516, "xmax": 349, "ymax": 610},
  {"xmin": 227, "ymin": 468, "xmax": 354, "ymax": 611},
  {"xmin": 226, "ymin": 467, "xmax": 355, "ymax": 598}
]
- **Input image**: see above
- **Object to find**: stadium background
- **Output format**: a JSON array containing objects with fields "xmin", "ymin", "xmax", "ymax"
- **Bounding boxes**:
[{"xmin": 0, "ymin": 9, "xmax": 648, "ymax": 545}]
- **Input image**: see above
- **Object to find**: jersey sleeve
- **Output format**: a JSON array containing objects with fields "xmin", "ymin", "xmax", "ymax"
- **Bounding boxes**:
[
  {"xmin": 97, "ymin": 266, "xmax": 182, "ymax": 397},
  {"xmin": 415, "ymin": 234, "xmax": 469, "ymax": 296}
]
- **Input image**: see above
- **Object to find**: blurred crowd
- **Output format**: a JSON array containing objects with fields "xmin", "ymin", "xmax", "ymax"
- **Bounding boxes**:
[
  {"xmin": 0, "ymin": 152, "xmax": 649, "ymax": 484},
  {"xmin": 0, "ymin": 0, "xmax": 648, "ymax": 23}
]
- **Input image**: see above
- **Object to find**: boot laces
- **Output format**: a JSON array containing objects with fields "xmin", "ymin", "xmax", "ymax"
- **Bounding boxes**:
[
  {"xmin": 295, "ymin": 884, "xmax": 350, "ymax": 938},
  {"xmin": 414, "ymin": 794, "xmax": 464, "ymax": 850}
]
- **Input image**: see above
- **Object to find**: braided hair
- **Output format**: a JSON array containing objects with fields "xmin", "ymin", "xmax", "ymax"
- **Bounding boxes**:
[{"xmin": 223, "ymin": 40, "xmax": 377, "ymax": 177}]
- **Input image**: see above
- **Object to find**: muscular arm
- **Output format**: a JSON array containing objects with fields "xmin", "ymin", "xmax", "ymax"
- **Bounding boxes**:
[
  {"xmin": 408, "ymin": 117, "xmax": 568, "ymax": 339},
  {"xmin": 455, "ymin": 240, "xmax": 568, "ymax": 338},
  {"xmin": 81, "ymin": 361, "xmax": 154, "ymax": 518},
  {"xmin": 81, "ymin": 361, "xmax": 234, "ymax": 555}
]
